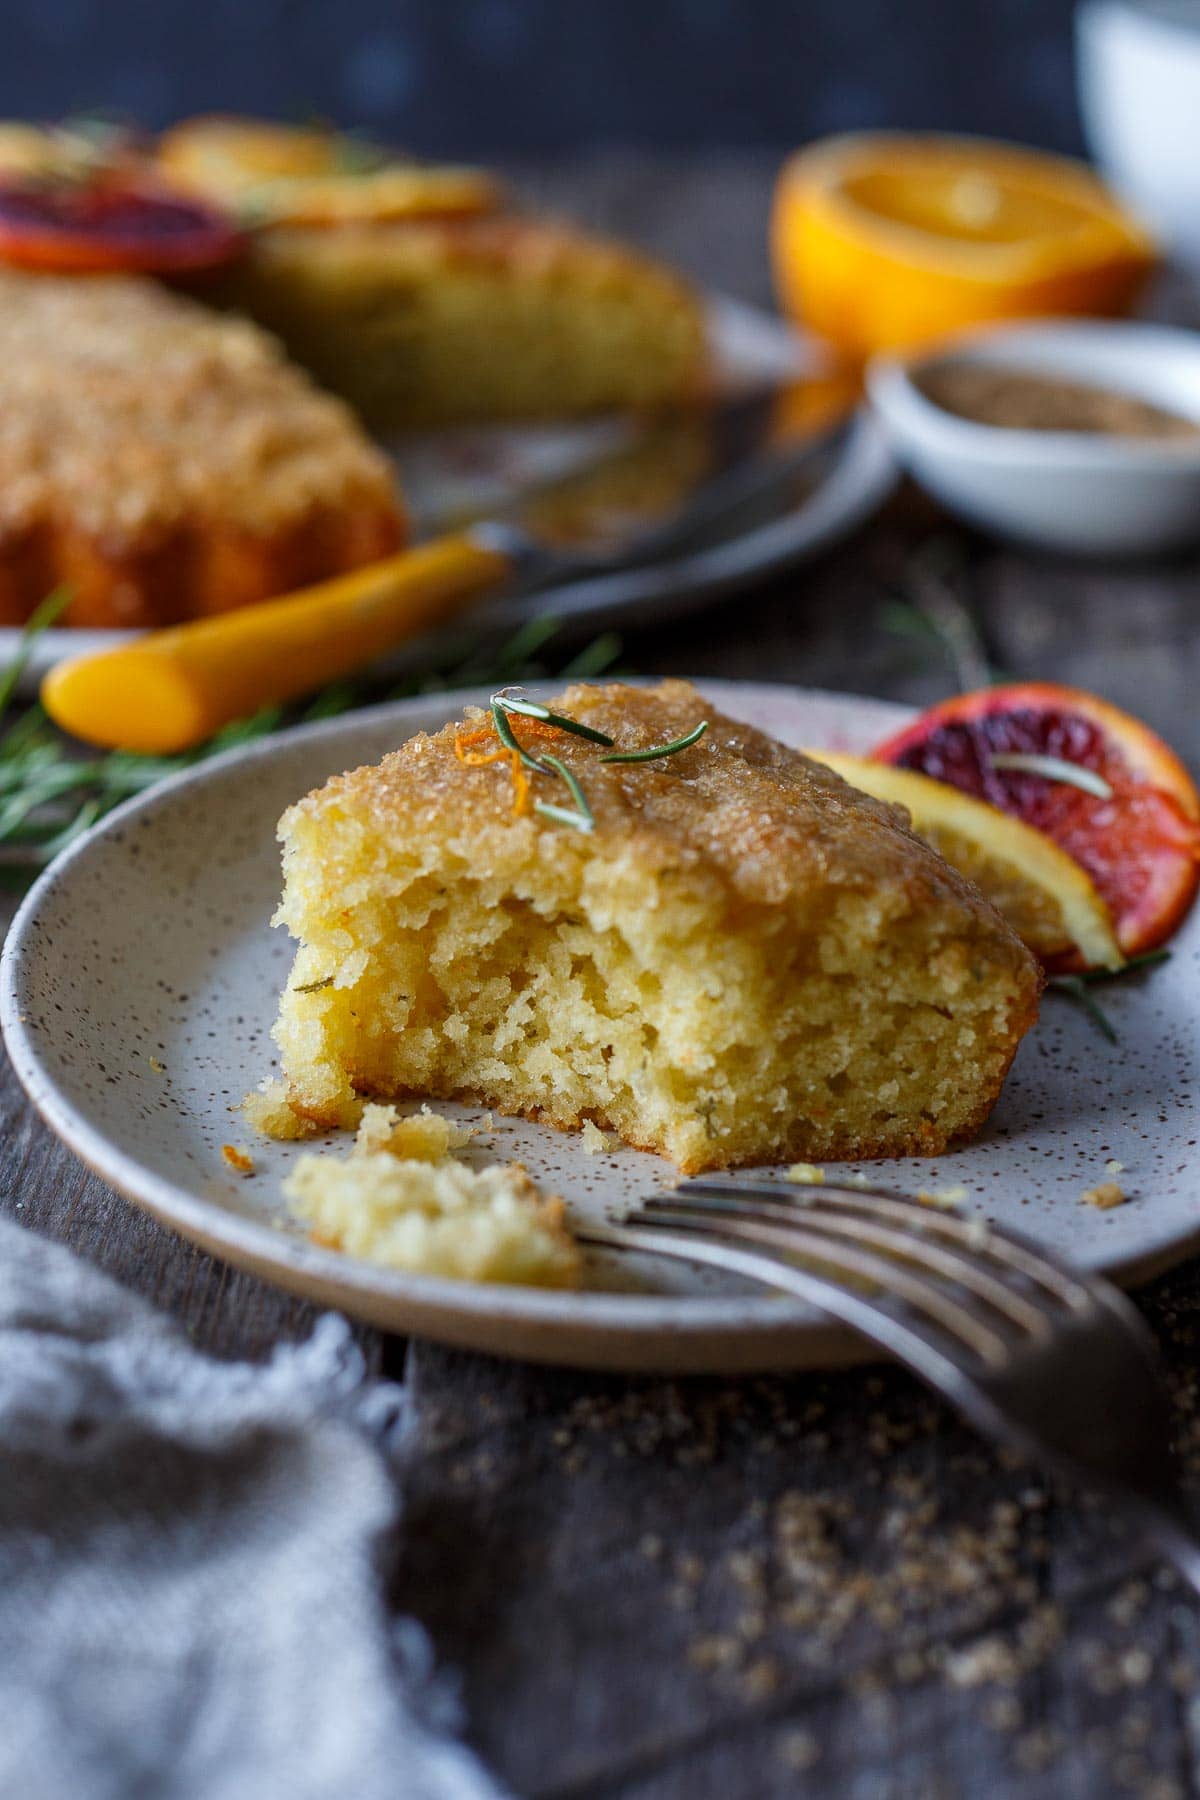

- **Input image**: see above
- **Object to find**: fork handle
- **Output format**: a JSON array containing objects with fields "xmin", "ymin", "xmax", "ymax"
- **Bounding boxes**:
[{"xmin": 41, "ymin": 529, "xmax": 514, "ymax": 755}]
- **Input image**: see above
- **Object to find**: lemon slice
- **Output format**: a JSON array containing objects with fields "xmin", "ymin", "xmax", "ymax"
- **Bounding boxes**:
[{"xmin": 809, "ymin": 750, "xmax": 1123, "ymax": 970}]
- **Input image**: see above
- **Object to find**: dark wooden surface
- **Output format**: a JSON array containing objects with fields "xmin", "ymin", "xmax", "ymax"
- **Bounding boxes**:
[{"xmin": 8, "ymin": 158, "xmax": 1200, "ymax": 1799}]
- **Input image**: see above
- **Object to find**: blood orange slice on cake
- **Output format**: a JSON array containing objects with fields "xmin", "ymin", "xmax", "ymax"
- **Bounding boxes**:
[{"xmin": 0, "ymin": 172, "xmax": 243, "ymax": 274}]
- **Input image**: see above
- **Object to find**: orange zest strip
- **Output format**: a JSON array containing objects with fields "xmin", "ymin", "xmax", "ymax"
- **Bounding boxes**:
[
  {"xmin": 454, "ymin": 722, "xmax": 534, "ymax": 816},
  {"xmin": 509, "ymin": 752, "xmax": 530, "ymax": 816}
]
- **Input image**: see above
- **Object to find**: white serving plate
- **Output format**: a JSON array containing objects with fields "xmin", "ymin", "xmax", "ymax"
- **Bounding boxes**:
[
  {"xmin": 5, "ymin": 680, "xmax": 1198, "ymax": 1372},
  {"xmin": 0, "ymin": 299, "xmax": 894, "ymax": 689}
]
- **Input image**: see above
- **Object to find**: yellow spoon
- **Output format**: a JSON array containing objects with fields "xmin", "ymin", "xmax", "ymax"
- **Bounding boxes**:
[
  {"xmin": 42, "ymin": 533, "xmax": 509, "ymax": 754},
  {"xmin": 42, "ymin": 383, "xmax": 855, "ymax": 755}
]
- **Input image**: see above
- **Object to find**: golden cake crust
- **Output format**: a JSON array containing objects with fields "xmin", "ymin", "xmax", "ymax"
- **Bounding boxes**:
[
  {"xmin": 296, "ymin": 679, "xmax": 1024, "ymax": 919},
  {"xmin": 0, "ymin": 269, "xmax": 404, "ymax": 627}
]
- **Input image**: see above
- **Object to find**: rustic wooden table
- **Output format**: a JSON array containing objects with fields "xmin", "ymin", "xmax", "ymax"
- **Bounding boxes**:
[{"xmin": 7, "ymin": 158, "xmax": 1200, "ymax": 1799}]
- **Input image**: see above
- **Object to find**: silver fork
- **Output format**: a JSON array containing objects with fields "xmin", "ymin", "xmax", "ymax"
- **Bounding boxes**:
[{"xmin": 580, "ymin": 1177, "xmax": 1200, "ymax": 1596}]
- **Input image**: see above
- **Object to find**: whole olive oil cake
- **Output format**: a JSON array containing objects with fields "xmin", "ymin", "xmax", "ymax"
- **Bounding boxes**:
[
  {"xmin": 263, "ymin": 681, "xmax": 1041, "ymax": 1172},
  {"xmin": 0, "ymin": 268, "xmax": 403, "ymax": 628},
  {"xmin": 194, "ymin": 216, "xmax": 709, "ymax": 431},
  {"xmin": 160, "ymin": 117, "xmax": 708, "ymax": 431}
]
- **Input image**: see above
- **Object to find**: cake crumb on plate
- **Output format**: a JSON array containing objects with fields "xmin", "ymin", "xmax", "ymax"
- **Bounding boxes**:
[
  {"xmin": 1082, "ymin": 1180, "xmax": 1128, "ymax": 1210},
  {"xmin": 242, "ymin": 1078, "xmax": 322, "ymax": 1140},
  {"xmin": 581, "ymin": 1120, "xmax": 611, "ymax": 1155}
]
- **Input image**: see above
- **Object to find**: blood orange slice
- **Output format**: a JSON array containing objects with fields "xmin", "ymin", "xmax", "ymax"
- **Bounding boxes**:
[
  {"xmin": 0, "ymin": 173, "xmax": 243, "ymax": 275},
  {"xmin": 872, "ymin": 683, "xmax": 1200, "ymax": 959}
]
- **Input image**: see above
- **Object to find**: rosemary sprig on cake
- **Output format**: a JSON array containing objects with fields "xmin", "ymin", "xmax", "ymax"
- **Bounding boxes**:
[{"xmin": 456, "ymin": 689, "xmax": 710, "ymax": 832}]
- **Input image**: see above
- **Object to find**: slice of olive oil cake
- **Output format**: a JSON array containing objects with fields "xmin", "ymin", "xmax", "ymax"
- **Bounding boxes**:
[{"xmin": 262, "ymin": 680, "xmax": 1041, "ymax": 1173}]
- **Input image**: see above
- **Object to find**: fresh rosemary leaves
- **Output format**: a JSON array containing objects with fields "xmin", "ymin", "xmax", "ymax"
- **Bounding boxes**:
[
  {"xmin": 486, "ymin": 691, "xmax": 708, "ymax": 833},
  {"xmin": 988, "ymin": 753, "xmax": 1114, "ymax": 801},
  {"xmin": 1047, "ymin": 949, "xmax": 1172, "ymax": 1043},
  {"xmin": 600, "ymin": 721, "xmax": 708, "ymax": 764}
]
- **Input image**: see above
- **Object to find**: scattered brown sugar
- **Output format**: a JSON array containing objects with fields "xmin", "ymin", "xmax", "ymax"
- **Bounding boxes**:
[
  {"xmin": 221, "ymin": 1144, "xmax": 255, "ymax": 1176},
  {"xmin": 1081, "ymin": 1180, "xmax": 1128, "ymax": 1210},
  {"xmin": 917, "ymin": 362, "xmax": 1200, "ymax": 440}
]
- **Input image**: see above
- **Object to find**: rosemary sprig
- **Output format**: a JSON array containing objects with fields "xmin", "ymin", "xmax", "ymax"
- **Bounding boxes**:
[
  {"xmin": 878, "ymin": 538, "xmax": 1009, "ymax": 692},
  {"xmin": 492, "ymin": 690, "xmax": 615, "ymax": 746},
  {"xmin": 1049, "ymin": 975, "xmax": 1120, "ymax": 1044},
  {"xmin": 539, "ymin": 752, "xmax": 594, "ymax": 831},
  {"xmin": 1048, "ymin": 950, "xmax": 1172, "ymax": 1042},
  {"xmin": 533, "ymin": 801, "xmax": 594, "ymax": 833},
  {"xmin": 988, "ymin": 753, "xmax": 1113, "ymax": 801},
  {"xmin": 491, "ymin": 700, "xmax": 555, "ymax": 774},
  {"xmin": 559, "ymin": 632, "xmax": 623, "ymax": 679},
  {"xmin": 488, "ymin": 689, "xmax": 708, "ymax": 829},
  {"xmin": 293, "ymin": 975, "xmax": 335, "ymax": 995},
  {"xmin": 0, "ymin": 586, "xmax": 72, "ymax": 718},
  {"xmin": 601, "ymin": 720, "xmax": 708, "ymax": 763}
]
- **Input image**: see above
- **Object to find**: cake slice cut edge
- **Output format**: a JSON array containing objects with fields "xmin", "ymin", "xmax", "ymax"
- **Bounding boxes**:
[{"xmin": 261, "ymin": 680, "xmax": 1042, "ymax": 1173}]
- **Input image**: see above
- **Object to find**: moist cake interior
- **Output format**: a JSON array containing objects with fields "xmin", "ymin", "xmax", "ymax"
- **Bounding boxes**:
[{"xmin": 266, "ymin": 682, "xmax": 1040, "ymax": 1172}]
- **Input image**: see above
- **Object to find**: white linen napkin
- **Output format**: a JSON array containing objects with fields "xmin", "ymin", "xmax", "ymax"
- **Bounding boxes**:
[{"xmin": 0, "ymin": 1217, "xmax": 506, "ymax": 1800}]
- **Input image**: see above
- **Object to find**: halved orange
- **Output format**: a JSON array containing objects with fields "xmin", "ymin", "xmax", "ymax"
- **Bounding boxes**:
[
  {"xmin": 773, "ymin": 133, "xmax": 1157, "ymax": 360},
  {"xmin": 871, "ymin": 684, "xmax": 1200, "ymax": 959},
  {"xmin": 810, "ymin": 749, "xmax": 1122, "ymax": 972}
]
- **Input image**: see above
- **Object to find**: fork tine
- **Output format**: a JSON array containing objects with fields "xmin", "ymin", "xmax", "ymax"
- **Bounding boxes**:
[
  {"xmin": 642, "ymin": 1193, "xmax": 1052, "ymax": 1338},
  {"xmin": 623, "ymin": 1204, "xmax": 1013, "ymax": 1364},
  {"xmin": 583, "ymin": 1217, "xmax": 1011, "ymax": 1369},
  {"xmin": 678, "ymin": 1178, "xmax": 1092, "ymax": 1310}
]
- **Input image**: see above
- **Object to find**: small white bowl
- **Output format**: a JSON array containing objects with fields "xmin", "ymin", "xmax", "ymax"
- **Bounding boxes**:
[
  {"xmin": 1077, "ymin": 0, "xmax": 1200, "ymax": 272},
  {"xmin": 867, "ymin": 319, "xmax": 1200, "ymax": 556}
]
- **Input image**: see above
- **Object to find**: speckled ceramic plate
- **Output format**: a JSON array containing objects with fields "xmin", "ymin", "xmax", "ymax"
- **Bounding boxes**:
[
  {"xmin": 0, "ymin": 300, "xmax": 895, "ymax": 689},
  {"xmin": 4, "ymin": 681, "xmax": 1199, "ymax": 1372}
]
